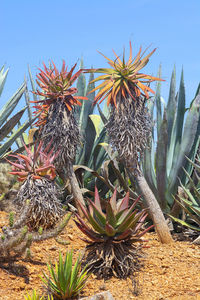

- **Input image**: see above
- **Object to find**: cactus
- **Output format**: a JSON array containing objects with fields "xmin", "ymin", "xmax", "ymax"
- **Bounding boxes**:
[{"xmin": 0, "ymin": 205, "xmax": 73, "ymax": 263}]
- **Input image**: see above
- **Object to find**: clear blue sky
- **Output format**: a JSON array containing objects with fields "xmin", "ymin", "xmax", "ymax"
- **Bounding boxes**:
[{"xmin": 1, "ymin": 0, "xmax": 200, "ymax": 111}]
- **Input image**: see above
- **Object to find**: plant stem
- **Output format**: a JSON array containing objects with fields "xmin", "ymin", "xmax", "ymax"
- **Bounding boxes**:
[{"xmin": 129, "ymin": 167, "xmax": 173, "ymax": 244}]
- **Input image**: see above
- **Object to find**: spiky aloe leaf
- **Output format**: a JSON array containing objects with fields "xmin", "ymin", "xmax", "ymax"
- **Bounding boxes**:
[
  {"xmin": 106, "ymin": 202, "xmax": 117, "ymax": 228},
  {"xmin": 156, "ymin": 108, "xmax": 168, "ymax": 209},
  {"xmin": 170, "ymin": 215, "xmax": 200, "ymax": 232}
]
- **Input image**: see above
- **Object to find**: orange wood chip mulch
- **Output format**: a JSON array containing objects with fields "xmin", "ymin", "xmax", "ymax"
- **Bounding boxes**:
[{"xmin": 0, "ymin": 211, "xmax": 199, "ymax": 300}]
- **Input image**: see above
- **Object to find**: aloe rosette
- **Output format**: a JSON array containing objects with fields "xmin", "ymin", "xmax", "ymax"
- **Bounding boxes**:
[
  {"xmin": 75, "ymin": 187, "xmax": 152, "ymax": 242},
  {"xmin": 6, "ymin": 141, "xmax": 63, "ymax": 230},
  {"xmin": 75, "ymin": 187, "xmax": 153, "ymax": 278}
]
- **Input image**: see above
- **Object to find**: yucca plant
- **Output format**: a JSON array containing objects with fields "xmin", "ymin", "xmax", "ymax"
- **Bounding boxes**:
[
  {"xmin": 85, "ymin": 42, "xmax": 173, "ymax": 243},
  {"xmin": 32, "ymin": 60, "xmax": 88, "ymax": 212},
  {"xmin": 41, "ymin": 250, "xmax": 90, "ymax": 300},
  {"xmin": 0, "ymin": 65, "xmax": 36, "ymax": 160},
  {"xmin": 75, "ymin": 187, "xmax": 153, "ymax": 278},
  {"xmin": 6, "ymin": 141, "xmax": 63, "ymax": 230}
]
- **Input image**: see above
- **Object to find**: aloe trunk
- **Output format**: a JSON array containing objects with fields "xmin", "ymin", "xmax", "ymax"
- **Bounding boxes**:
[{"xmin": 134, "ymin": 171, "xmax": 173, "ymax": 243}]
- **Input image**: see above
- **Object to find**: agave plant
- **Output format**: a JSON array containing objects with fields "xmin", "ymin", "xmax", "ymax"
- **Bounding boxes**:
[
  {"xmin": 75, "ymin": 59, "xmax": 109, "ymax": 173},
  {"xmin": 0, "ymin": 65, "xmax": 36, "ymax": 160},
  {"xmin": 6, "ymin": 141, "xmax": 63, "ymax": 230},
  {"xmin": 75, "ymin": 187, "xmax": 153, "ymax": 278},
  {"xmin": 41, "ymin": 250, "xmax": 90, "ymax": 300},
  {"xmin": 85, "ymin": 42, "xmax": 173, "ymax": 244},
  {"xmin": 143, "ymin": 66, "xmax": 200, "ymax": 212},
  {"xmin": 169, "ymin": 155, "xmax": 200, "ymax": 241}
]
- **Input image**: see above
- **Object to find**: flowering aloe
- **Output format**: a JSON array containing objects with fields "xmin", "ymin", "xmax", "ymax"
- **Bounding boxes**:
[{"xmin": 75, "ymin": 187, "xmax": 153, "ymax": 278}]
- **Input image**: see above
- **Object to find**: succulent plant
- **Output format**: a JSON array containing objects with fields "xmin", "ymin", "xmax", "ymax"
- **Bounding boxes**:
[
  {"xmin": 24, "ymin": 289, "xmax": 49, "ymax": 300},
  {"xmin": 32, "ymin": 60, "xmax": 87, "ymax": 169},
  {"xmin": 85, "ymin": 43, "xmax": 172, "ymax": 244},
  {"xmin": 6, "ymin": 141, "xmax": 63, "ymax": 230},
  {"xmin": 31, "ymin": 60, "xmax": 88, "ymax": 213},
  {"xmin": 169, "ymin": 155, "xmax": 200, "ymax": 239},
  {"xmin": 0, "ymin": 65, "xmax": 37, "ymax": 160},
  {"xmin": 143, "ymin": 67, "xmax": 200, "ymax": 211},
  {"xmin": 6, "ymin": 141, "xmax": 58, "ymax": 182},
  {"xmin": 0, "ymin": 207, "xmax": 72, "ymax": 264},
  {"xmin": 75, "ymin": 187, "xmax": 153, "ymax": 278},
  {"xmin": 41, "ymin": 250, "xmax": 90, "ymax": 300}
]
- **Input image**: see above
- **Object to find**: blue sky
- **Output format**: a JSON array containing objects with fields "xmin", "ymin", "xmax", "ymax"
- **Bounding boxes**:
[{"xmin": 1, "ymin": 0, "xmax": 200, "ymax": 112}]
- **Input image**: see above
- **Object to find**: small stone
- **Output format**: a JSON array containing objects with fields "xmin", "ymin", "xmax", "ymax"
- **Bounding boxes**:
[
  {"xmin": 49, "ymin": 246, "xmax": 57, "ymax": 251},
  {"xmin": 68, "ymin": 234, "xmax": 73, "ymax": 240},
  {"xmin": 80, "ymin": 291, "xmax": 115, "ymax": 300}
]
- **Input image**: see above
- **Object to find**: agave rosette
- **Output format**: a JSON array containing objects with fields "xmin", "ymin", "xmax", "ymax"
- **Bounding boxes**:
[
  {"xmin": 32, "ymin": 60, "xmax": 88, "ymax": 125},
  {"xmin": 75, "ymin": 187, "xmax": 153, "ymax": 243},
  {"xmin": 6, "ymin": 141, "xmax": 58, "ymax": 181},
  {"xmin": 85, "ymin": 42, "xmax": 164, "ymax": 108}
]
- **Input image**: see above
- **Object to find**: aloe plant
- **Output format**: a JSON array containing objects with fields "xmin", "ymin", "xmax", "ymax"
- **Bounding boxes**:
[
  {"xmin": 75, "ymin": 186, "xmax": 153, "ymax": 278},
  {"xmin": 0, "ymin": 65, "xmax": 37, "ymax": 160},
  {"xmin": 143, "ymin": 66, "xmax": 200, "ymax": 211}
]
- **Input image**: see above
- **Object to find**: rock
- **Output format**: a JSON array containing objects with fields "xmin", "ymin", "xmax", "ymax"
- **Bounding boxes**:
[
  {"xmin": 192, "ymin": 235, "xmax": 200, "ymax": 245},
  {"xmin": 80, "ymin": 291, "xmax": 115, "ymax": 300}
]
